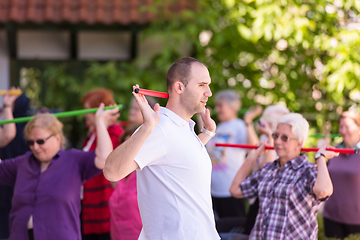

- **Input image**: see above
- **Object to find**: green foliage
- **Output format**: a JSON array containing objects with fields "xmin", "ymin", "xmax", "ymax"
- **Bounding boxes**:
[{"xmin": 22, "ymin": 0, "xmax": 360, "ymax": 147}]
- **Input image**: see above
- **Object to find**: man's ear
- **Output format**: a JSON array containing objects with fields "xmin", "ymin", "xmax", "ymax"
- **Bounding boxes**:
[{"xmin": 173, "ymin": 81, "xmax": 185, "ymax": 94}]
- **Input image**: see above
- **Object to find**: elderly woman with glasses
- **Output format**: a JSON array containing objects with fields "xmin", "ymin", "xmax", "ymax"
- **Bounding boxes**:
[
  {"xmin": 230, "ymin": 113, "xmax": 338, "ymax": 239},
  {"xmin": 0, "ymin": 103, "xmax": 119, "ymax": 240}
]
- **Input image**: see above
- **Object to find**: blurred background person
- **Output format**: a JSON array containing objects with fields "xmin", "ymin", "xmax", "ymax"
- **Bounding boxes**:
[
  {"xmin": 206, "ymin": 90, "xmax": 259, "ymax": 220},
  {"xmin": 80, "ymin": 88, "xmax": 122, "ymax": 240},
  {"xmin": 0, "ymin": 104, "xmax": 118, "ymax": 240},
  {"xmin": 109, "ymin": 96, "xmax": 156, "ymax": 240},
  {"xmin": 109, "ymin": 123, "xmax": 142, "ymax": 240},
  {"xmin": 0, "ymin": 88, "xmax": 20, "ymax": 148},
  {"xmin": 323, "ymin": 111, "xmax": 360, "ymax": 239},
  {"xmin": 0, "ymin": 92, "xmax": 30, "ymax": 240},
  {"xmin": 242, "ymin": 104, "xmax": 290, "ymax": 235}
]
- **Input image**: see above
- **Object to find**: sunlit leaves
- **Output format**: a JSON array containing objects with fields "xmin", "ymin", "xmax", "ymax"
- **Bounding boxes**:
[{"xmin": 37, "ymin": 0, "xmax": 360, "ymax": 141}]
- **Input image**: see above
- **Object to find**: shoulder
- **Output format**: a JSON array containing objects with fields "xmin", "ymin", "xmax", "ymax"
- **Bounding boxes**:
[
  {"xmin": 234, "ymin": 119, "xmax": 247, "ymax": 131},
  {"xmin": 10, "ymin": 151, "xmax": 31, "ymax": 163},
  {"xmin": 299, "ymin": 158, "xmax": 317, "ymax": 179},
  {"xmin": 226, "ymin": 118, "xmax": 246, "ymax": 127},
  {"xmin": 62, "ymin": 149, "xmax": 96, "ymax": 170},
  {"xmin": 0, "ymin": 151, "xmax": 31, "ymax": 170},
  {"xmin": 64, "ymin": 148, "xmax": 83, "ymax": 154},
  {"xmin": 217, "ymin": 119, "xmax": 246, "ymax": 131},
  {"xmin": 158, "ymin": 113, "xmax": 172, "ymax": 125},
  {"xmin": 301, "ymin": 155, "xmax": 316, "ymax": 169},
  {"xmin": 136, "ymin": 124, "xmax": 166, "ymax": 146},
  {"xmin": 61, "ymin": 148, "xmax": 95, "ymax": 159},
  {"xmin": 156, "ymin": 115, "xmax": 175, "ymax": 133},
  {"xmin": 263, "ymin": 159, "xmax": 278, "ymax": 170},
  {"xmin": 10, "ymin": 151, "xmax": 33, "ymax": 163},
  {"xmin": 235, "ymin": 118, "xmax": 246, "ymax": 124},
  {"xmin": 21, "ymin": 151, "xmax": 33, "ymax": 159}
]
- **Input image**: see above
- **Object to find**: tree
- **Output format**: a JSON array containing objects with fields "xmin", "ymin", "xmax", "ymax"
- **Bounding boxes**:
[{"xmin": 24, "ymin": 0, "xmax": 360, "ymax": 146}]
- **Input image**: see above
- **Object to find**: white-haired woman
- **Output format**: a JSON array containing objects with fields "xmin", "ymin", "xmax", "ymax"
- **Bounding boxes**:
[
  {"xmin": 230, "ymin": 113, "xmax": 338, "ymax": 239},
  {"xmin": 206, "ymin": 90, "xmax": 258, "ymax": 219}
]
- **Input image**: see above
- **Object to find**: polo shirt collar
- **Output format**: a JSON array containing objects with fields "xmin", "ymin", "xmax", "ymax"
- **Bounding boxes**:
[
  {"xmin": 274, "ymin": 154, "xmax": 307, "ymax": 170},
  {"xmin": 289, "ymin": 154, "xmax": 307, "ymax": 170},
  {"xmin": 30, "ymin": 149, "xmax": 64, "ymax": 163},
  {"xmin": 160, "ymin": 107, "xmax": 195, "ymax": 129}
]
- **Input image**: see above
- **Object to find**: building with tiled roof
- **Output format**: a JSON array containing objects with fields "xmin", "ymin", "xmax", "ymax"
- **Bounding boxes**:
[{"xmin": 0, "ymin": 0, "xmax": 195, "ymax": 90}]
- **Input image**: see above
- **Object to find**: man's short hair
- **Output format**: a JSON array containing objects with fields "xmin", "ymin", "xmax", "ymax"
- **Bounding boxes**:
[{"xmin": 166, "ymin": 57, "xmax": 207, "ymax": 92}]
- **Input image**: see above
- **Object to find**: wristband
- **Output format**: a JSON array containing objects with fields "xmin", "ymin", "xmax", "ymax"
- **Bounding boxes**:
[
  {"xmin": 201, "ymin": 127, "xmax": 216, "ymax": 137},
  {"xmin": 3, "ymin": 104, "xmax": 12, "ymax": 108},
  {"xmin": 315, "ymin": 152, "xmax": 326, "ymax": 161}
]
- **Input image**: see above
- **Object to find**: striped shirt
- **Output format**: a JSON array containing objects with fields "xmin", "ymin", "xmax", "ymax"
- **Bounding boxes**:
[
  {"xmin": 81, "ymin": 124, "xmax": 123, "ymax": 234},
  {"xmin": 240, "ymin": 154, "xmax": 323, "ymax": 239}
]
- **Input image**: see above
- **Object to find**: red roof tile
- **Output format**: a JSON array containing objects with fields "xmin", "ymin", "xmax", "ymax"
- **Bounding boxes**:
[{"xmin": 0, "ymin": 0, "xmax": 196, "ymax": 25}]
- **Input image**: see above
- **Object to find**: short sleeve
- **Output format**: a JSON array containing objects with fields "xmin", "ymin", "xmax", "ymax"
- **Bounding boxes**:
[
  {"xmin": 134, "ymin": 125, "xmax": 166, "ymax": 170},
  {"xmin": 0, "ymin": 154, "xmax": 25, "ymax": 186},
  {"xmin": 72, "ymin": 149, "xmax": 101, "ymax": 182},
  {"xmin": 236, "ymin": 120, "xmax": 247, "ymax": 144},
  {"xmin": 304, "ymin": 165, "xmax": 321, "ymax": 200},
  {"xmin": 240, "ymin": 170, "xmax": 261, "ymax": 199}
]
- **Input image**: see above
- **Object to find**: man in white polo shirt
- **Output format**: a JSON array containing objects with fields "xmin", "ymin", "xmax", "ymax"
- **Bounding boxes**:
[{"xmin": 104, "ymin": 57, "xmax": 220, "ymax": 240}]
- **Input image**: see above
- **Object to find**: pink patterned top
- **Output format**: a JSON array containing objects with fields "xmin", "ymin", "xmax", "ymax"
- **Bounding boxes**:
[{"xmin": 109, "ymin": 172, "xmax": 142, "ymax": 240}]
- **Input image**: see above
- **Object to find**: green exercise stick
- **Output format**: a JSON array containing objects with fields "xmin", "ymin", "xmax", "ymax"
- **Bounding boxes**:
[
  {"xmin": 0, "ymin": 104, "xmax": 124, "ymax": 125},
  {"xmin": 308, "ymin": 133, "xmax": 341, "ymax": 139}
]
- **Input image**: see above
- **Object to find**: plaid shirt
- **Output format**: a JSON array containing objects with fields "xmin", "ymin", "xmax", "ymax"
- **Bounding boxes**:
[{"xmin": 240, "ymin": 154, "xmax": 323, "ymax": 239}]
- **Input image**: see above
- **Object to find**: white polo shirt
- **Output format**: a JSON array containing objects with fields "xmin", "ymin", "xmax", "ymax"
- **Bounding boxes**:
[{"xmin": 135, "ymin": 107, "xmax": 220, "ymax": 240}]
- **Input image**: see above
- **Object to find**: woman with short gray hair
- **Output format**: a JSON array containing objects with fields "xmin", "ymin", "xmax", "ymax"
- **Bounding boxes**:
[{"xmin": 230, "ymin": 113, "xmax": 337, "ymax": 239}]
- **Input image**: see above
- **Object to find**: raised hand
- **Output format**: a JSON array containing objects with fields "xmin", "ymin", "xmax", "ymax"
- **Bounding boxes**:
[
  {"xmin": 95, "ymin": 103, "xmax": 120, "ymax": 124},
  {"xmin": 257, "ymin": 120, "xmax": 273, "ymax": 137},
  {"xmin": 200, "ymin": 107, "xmax": 216, "ymax": 132},
  {"xmin": 104, "ymin": 104, "xmax": 120, "ymax": 128},
  {"xmin": 318, "ymin": 146, "xmax": 339, "ymax": 160},
  {"xmin": 3, "ymin": 87, "xmax": 21, "ymax": 107},
  {"xmin": 247, "ymin": 142, "xmax": 267, "ymax": 161},
  {"xmin": 244, "ymin": 105, "xmax": 263, "ymax": 125},
  {"xmin": 132, "ymin": 84, "xmax": 160, "ymax": 129}
]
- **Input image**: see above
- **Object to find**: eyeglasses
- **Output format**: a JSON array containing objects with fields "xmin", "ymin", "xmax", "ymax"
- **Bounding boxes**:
[
  {"xmin": 26, "ymin": 134, "xmax": 54, "ymax": 146},
  {"xmin": 271, "ymin": 133, "xmax": 297, "ymax": 142}
]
